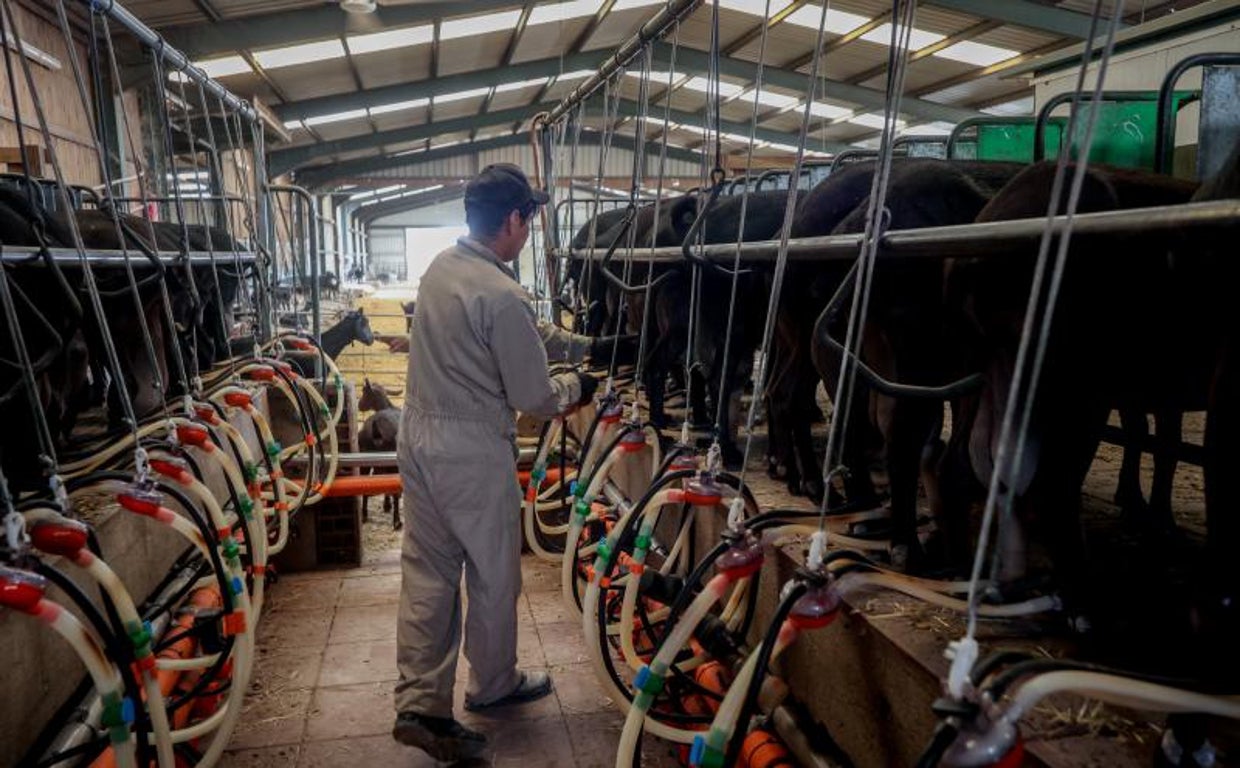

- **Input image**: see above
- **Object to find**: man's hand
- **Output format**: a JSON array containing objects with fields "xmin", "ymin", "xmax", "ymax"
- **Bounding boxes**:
[{"xmin": 576, "ymin": 372, "xmax": 600, "ymax": 406}]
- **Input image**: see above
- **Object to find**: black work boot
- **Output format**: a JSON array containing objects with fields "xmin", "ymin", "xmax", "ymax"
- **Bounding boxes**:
[{"xmin": 392, "ymin": 712, "xmax": 487, "ymax": 761}]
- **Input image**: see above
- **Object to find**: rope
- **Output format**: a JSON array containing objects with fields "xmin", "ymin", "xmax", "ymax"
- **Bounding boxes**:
[
  {"xmin": 729, "ymin": 0, "xmax": 834, "ymax": 504},
  {"xmin": 815, "ymin": 0, "xmax": 920, "ymax": 534},
  {"xmin": 712, "ymin": 0, "xmax": 776, "ymax": 453},
  {"xmin": 635, "ymin": 22, "xmax": 681, "ymax": 389}
]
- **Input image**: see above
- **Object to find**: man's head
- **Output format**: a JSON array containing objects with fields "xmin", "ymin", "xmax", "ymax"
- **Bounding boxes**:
[{"xmin": 464, "ymin": 163, "xmax": 550, "ymax": 262}]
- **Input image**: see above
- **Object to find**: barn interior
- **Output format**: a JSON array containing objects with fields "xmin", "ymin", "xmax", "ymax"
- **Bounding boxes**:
[{"xmin": 1, "ymin": 0, "xmax": 1239, "ymax": 767}]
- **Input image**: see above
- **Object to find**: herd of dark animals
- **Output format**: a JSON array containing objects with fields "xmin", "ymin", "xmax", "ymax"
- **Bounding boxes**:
[
  {"xmin": 566, "ymin": 148, "xmax": 1240, "ymax": 671},
  {"xmin": 0, "ymin": 183, "xmax": 380, "ymax": 490},
  {"xmin": 4, "ymin": 145, "xmax": 1240, "ymax": 670}
]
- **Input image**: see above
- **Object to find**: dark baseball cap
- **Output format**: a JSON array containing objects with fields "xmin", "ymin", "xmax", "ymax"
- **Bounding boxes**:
[{"xmin": 465, "ymin": 163, "xmax": 550, "ymax": 212}]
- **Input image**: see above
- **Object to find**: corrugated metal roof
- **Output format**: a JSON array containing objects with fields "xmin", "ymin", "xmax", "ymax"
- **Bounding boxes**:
[{"xmin": 122, "ymin": 0, "xmax": 1218, "ymax": 177}]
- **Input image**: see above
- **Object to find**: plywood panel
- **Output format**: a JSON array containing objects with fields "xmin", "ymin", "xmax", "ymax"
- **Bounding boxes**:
[{"xmin": 0, "ymin": 4, "xmax": 103, "ymax": 186}]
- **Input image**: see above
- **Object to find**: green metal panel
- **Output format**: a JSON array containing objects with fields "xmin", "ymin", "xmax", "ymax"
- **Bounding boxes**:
[
  {"xmin": 977, "ymin": 121, "xmax": 1063, "ymax": 162},
  {"xmin": 1064, "ymin": 91, "xmax": 1195, "ymax": 169}
]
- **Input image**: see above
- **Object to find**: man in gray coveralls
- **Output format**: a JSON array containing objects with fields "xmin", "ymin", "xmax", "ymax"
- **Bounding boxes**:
[{"xmin": 392, "ymin": 164, "xmax": 604, "ymax": 761}]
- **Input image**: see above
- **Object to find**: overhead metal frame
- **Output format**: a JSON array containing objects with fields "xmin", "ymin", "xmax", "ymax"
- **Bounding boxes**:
[
  {"xmin": 296, "ymin": 132, "xmax": 707, "ymax": 189},
  {"xmin": 160, "ymin": 0, "xmax": 523, "ymax": 60}
]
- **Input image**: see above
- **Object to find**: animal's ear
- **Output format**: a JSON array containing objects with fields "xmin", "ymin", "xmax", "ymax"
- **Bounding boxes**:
[
  {"xmin": 357, "ymin": 307, "xmax": 365, "ymax": 315},
  {"xmin": 671, "ymin": 195, "xmax": 698, "ymax": 236},
  {"xmin": 364, "ymin": 377, "xmax": 372, "ymax": 388}
]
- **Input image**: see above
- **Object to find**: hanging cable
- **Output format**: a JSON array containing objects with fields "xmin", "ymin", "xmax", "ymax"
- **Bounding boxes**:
[{"xmin": 943, "ymin": 0, "xmax": 1128, "ymax": 705}]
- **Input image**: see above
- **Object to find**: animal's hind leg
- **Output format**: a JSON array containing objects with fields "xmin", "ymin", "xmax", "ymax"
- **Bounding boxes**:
[
  {"xmin": 1148, "ymin": 407, "xmax": 1181, "ymax": 536},
  {"xmin": 392, "ymin": 495, "xmax": 402, "ymax": 530},
  {"xmin": 1114, "ymin": 408, "xmax": 1150, "ymax": 522}
]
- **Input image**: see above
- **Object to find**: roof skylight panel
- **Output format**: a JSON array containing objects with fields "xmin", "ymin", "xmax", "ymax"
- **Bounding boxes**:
[
  {"xmin": 905, "ymin": 121, "xmax": 955, "ymax": 135},
  {"xmin": 555, "ymin": 70, "xmax": 596, "ymax": 81},
  {"xmin": 859, "ymin": 24, "xmax": 945, "ymax": 49},
  {"xmin": 611, "ymin": 0, "xmax": 666, "ymax": 10},
  {"xmin": 369, "ymin": 98, "xmax": 431, "ymax": 116},
  {"xmin": 933, "ymin": 40, "xmax": 1018, "ymax": 66},
  {"xmin": 740, "ymin": 89, "xmax": 799, "ymax": 110},
  {"xmin": 807, "ymin": 102, "xmax": 852, "ymax": 120},
  {"xmin": 304, "ymin": 108, "xmax": 370, "ymax": 127},
  {"xmin": 528, "ymin": 0, "xmax": 604, "ymax": 25},
  {"xmin": 496, "ymin": 77, "xmax": 551, "ymax": 93},
  {"xmin": 186, "ymin": 55, "xmax": 252, "ymax": 79},
  {"xmin": 681, "ymin": 77, "xmax": 744, "ymax": 98},
  {"xmin": 846, "ymin": 113, "xmax": 906, "ymax": 129},
  {"xmin": 350, "ymin": 185, "xmax": 405, "ymax": 201},
  {"xmin": 347, "ymin": 25, "xmax": 434, "ymax": 54},
  {"xmin": 440, "ymin": 10, "xmax": 524, "ymax": 40},
  {"xmin": 716, "ymin": 0, "xmax": 794, "ymax": 15},
  {"xmin": 434, "ymin": 87, "xmax": 492, "ymax": 104},
  {"xmin": 253, "ymin": 39, "xmax": 346, "ymax": 70},
  {"xmin": 784, "ymin": 5, "xmax": 872, "ymax": 35}
]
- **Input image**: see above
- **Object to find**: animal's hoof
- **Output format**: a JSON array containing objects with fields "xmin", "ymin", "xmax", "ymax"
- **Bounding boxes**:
[{"xmin": 720, "ymin": 445, "xmax": 744, "ymax": 472}]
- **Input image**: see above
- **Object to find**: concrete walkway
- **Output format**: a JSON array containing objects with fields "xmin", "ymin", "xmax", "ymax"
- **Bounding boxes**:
[{"xmin": 221, "ymin": 546, "xmax": 683, "ymax": 767}]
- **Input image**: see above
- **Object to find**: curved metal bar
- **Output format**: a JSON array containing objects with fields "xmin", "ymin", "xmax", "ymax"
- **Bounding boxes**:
[
  {"xmin": 1156, "ymin": 52, "xmax": 1240, "ymax": 174},
  {"xmin": 814, "ymin": 259, "xmax": 983, "ymax": 399}
]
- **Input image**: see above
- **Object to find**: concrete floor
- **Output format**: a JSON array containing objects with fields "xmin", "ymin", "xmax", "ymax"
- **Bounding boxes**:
[{"xmin": 221, "ymin": 545, "xmax": 684, "ymax": 767}]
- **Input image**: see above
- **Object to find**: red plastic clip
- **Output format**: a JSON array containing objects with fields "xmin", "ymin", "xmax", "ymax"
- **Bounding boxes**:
[
  {"xmin": 221, "ymin": 612, "xmax": 247, "ymax": 636},
  {"xmin": 176, "ymin": 424, "xmax": 210, "ymax": 447}
]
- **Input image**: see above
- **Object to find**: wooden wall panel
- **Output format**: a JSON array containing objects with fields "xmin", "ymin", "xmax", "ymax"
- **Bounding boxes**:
[{"xmin": 0, "ymin": 3, "xmax": 101, "ymax": 185}]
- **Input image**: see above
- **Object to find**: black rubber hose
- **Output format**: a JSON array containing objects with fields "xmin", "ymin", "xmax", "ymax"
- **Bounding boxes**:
[
  {"xmin": 66, "ymin": 472, "xmax": 234, "ymax": 614},
  {"xmin": 723, "ymin": 581, "xmax": 809, "ymax": 768},
  {"xmin": 30, "ymin": 560, "xmax": 152, "ymax": 765}
]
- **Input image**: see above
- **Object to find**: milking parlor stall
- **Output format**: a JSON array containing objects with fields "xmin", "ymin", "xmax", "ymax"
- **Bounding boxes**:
[{"xmin": 2, "ymin": 0, "xmax": 1240, "ymax": 766}]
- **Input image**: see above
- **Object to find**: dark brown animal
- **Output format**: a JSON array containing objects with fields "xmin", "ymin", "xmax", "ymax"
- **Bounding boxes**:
[{"xmin": 358, "ymin": 378, "xmax": 401, "ymax": 529}]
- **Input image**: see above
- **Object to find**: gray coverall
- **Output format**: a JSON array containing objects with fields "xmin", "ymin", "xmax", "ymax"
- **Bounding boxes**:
[{"xmin": 394, "ymin": 236, "xmax": 588, "ymax": 716}]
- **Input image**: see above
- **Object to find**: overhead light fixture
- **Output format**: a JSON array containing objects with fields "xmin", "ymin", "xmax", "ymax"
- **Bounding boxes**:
[{"xmin": 341, "ymin": 0, "xmax": 376, "ymax": 12}]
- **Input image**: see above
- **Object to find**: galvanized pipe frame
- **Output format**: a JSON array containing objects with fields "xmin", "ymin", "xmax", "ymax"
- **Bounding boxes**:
[
  {"xmin": 545, "ymin": 0, "xmax": 702, "ymax": 125},
  {"xmin": 0, "ymin": 246, "xmax": 261, "ymax": 265},
  {"xmin": 88, "ymin": 0, "xmax": 259, "ymax": 123},
  {"xmin": 557, "ymin": 199, "xmax": 1240, "ymax": 262}
]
